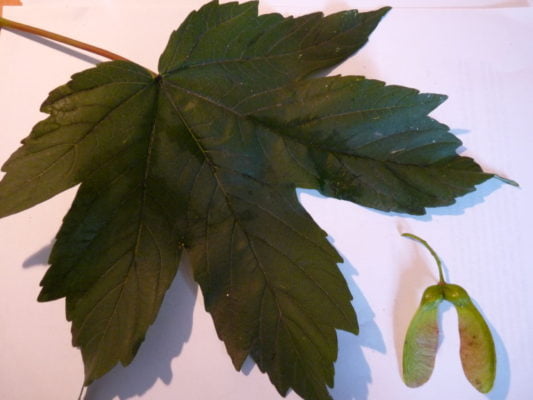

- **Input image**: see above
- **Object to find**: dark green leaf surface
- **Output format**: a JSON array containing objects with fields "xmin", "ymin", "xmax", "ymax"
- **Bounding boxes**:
[{"xmin": 0, "ymin": 1, "xmax": 497, "ymax": 398}]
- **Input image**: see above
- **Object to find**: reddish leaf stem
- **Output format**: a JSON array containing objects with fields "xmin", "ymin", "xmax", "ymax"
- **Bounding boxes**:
[{"xmin": 0, "ymin": 15, "xmax": 136, "ymax": 64}]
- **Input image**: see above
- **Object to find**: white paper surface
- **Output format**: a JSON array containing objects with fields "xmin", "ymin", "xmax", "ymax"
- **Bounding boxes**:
[
  {"xmin": 13, "ymin": 0, "xmax": 533, "ymax": 8},
  {"xmin": 1, "ymin": 2, "xmax": 532, "ymax": 400}
]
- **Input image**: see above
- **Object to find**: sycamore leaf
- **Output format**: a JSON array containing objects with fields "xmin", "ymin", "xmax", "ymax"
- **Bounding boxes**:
[{"xmin": 0, "ymin": 1, "xmax": 499, "ymax": 399}]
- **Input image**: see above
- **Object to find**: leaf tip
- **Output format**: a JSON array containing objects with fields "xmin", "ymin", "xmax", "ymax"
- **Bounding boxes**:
[
  {"xmin": 363, "ymin": 6, "xmax": 392, "ymax": 27},
  {"xmin": 495, "ymin": 175, "xmax": 519, "ymax": 188},
  {"xmin": 436, "ymin": 93, "xmax": 449, "ymax": 104},
  {"xmin": 36, "ymin": 289, "xmax": 53, "ymax": 303}
]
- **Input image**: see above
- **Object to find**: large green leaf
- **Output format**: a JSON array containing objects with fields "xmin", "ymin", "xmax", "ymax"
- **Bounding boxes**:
[{"xmin": 0, "ymin": 1, "xmax": 498, "ymax": 399}]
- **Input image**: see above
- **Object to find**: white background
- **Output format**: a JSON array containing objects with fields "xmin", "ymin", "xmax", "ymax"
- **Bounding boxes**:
[{"xmin": 0, "ymin": 1, "xmax": 531, "ymax": 399}]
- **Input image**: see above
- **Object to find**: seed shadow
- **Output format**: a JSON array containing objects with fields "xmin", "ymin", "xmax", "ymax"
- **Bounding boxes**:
[
  {"xmin": 329, "ymin": 254, "xmax": 386, "ymax": 400},
  {"xmin": 85, "ymin": 257, "xmax": 197, "ymax": 400},
  {"xmin": 436, "ymin": 301, "xmax": 454, "ymax": 349}
]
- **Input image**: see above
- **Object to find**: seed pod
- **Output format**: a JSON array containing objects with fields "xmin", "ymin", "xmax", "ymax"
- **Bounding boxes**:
[
  {"xmin": 402, "ymin": 284, "xmax": 444, "ymax": 387},
  {"xmin": 401, "ymin": 233, "xmax": 497, "ymax": 393},
  {"xmin": 444, "ymin": 284, "xmax": 496, "ymax": 393}
]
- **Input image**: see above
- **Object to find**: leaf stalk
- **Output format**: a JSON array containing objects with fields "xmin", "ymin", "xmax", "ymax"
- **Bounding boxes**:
[{"xmin": 0, "ymin": 16, "xmax": 132, "ymax": 63}]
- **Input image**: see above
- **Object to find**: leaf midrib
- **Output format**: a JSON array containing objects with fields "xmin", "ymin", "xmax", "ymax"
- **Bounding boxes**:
[
  {"xmin": 161, "ymin": 82, "xmax": 332, "ymax": 365},
  {"xmin": 160, "ymin": 82, "xmax": 358, "ymax": 382},
  {"xmin": 160, "ymin": 78, "xmax": 447, "ymax": 165},
  {"xmin": 159, "ymin": 76, "xmax": 486, "ymax": 219},
  {"xmin": 73, "ymin": 86, "xmax": 161, "ymax": 380}
]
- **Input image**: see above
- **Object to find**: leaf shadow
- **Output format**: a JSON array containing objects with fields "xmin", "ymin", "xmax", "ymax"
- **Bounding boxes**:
[
  {"xmin": 85, "ymin": 257, "xmax": 197, "ymax": 400},
  {"xmin": 239, "ymin": 355, "xmax": 257, "ymax": 376},
  {"xmin": 371, "ymin": 177, "xmax": 507, "ymax": 222},
  {"xmin": 329, "ymin": 254, "xmax": 386, "ymax": 400},
  {"xmin": 450, "ymin": 128, "xmax": 470, "ymax": 136},
  {"xmin": 227, "ymin": 247, "xmax": 386, "ymax": 400},
  {"xmin": 424, "ymin": 176, "xmax": 510, "ymax": 218},
  {"xmin": 23, "ymin": 240, "xmax": 53, "ymax": 268},
  {"xmin": 4, "ymin": 29, "xmax": 102, "ymax": 65}
]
